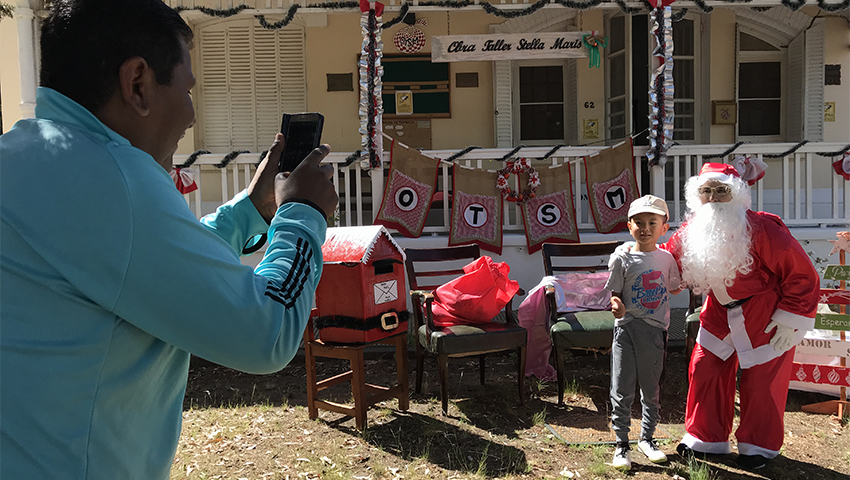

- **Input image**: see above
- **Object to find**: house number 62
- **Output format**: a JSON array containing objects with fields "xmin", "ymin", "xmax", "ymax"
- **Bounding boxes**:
[{"xmin": 584, "ymin": 102, "xmax": 595, "ymax": 109}]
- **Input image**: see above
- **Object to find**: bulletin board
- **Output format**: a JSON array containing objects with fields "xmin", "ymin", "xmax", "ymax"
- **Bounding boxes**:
[{"xmin": 381, "ymin": 55, "xmax": 451, "ymax": 118}]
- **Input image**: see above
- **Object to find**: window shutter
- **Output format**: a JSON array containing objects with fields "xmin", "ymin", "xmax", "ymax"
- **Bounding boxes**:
[
  {"xmin": 199, "ymin": 20, "xmax": 306, "ymax": 152},
  {"xmin": 199, "ymin": 26, "xmax": 231, "ymax": 152},
  {"xmin": 565, "ymin": 59, "xmax": 578, "ymax": 145},
  {"xmin": 786, "ymin": 33, "xmax": 804, "ymax": 142},
  {"xmin": 493, "ymin": 61, "xmax": 513, "ymax": 148},
  {"xmin": 803, "ymin": 20, "xmax": 824, "ymax": 141},
  {"xmin": 228, "ymin": 25, "xmax": 257, "ymax": 151}
]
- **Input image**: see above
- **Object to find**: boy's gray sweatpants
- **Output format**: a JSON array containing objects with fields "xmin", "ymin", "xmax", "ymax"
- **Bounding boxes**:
[{"xmin": 610, "ymin": 319, "xmax": 667, "ymax": 444}]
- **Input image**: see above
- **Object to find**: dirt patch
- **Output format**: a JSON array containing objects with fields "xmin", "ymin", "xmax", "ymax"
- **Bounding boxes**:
[{"xmin": 173, "ymin": 346, "xmax": 849, "ymax": 480}]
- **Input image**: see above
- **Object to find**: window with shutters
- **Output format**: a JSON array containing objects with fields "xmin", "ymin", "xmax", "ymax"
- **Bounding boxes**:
[{"xmin": 198, "ymin": 19, "xmax": 306, "ymax": 152}]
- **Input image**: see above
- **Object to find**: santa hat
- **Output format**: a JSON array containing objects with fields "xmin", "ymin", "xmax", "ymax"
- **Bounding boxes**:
[
  {"xmin": 698, "ymin": 163, "xmax": 740, "ymax": 184},
  {"xmin": 698, "ymin": 160, "xmax": 767, "ymax": 186}
]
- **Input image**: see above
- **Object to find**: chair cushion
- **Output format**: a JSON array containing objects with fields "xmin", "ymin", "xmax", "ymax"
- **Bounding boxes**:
[
  {"xmin": 549, "ymin": 310, "xmax": 615, "ymax": 350},
  {"xmin": 418, "ymin": 323, "xmax": 527, "ymax": 356}
]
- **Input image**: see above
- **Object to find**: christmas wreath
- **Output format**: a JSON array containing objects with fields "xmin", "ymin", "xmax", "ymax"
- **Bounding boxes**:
[{"xmin": 497, "ymin": 158, "xmax": 540, "ymax": 203}]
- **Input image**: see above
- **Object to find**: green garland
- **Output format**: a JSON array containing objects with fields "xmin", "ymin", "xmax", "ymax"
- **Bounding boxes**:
[
  {"xmin": 173, "ymin": 0, "xmax": 850, "ymax": 29},
  {"xmin": 763, "ymin": 140, "xmax": 808, "ymax": 158},
  {"xmin": 175, "ymin": 149, "xmax": 211, "ymax": 169},
  {"xmin": 444, "ymin": 146, "xmax": 482, "ymax": 163},
  {"xmin": 0, "ymin": 2, "xmax": 14, "ymax": 20},
  {"xmin": 481, "ymin": 0, "xmax": 548, "ymax": 18},
  {"xmin": 817, "ymin": 0, "xmax": 850, "ymax": 11},
  {"xmin": 215, "ymin": 150, "xmax": 250, "ymax": 168},
  {"xmin": 499, "ymin": 145, "xmax": 526, "ymax": 161},
  {"xmin": 256, "ymin": 5, "xmax": 300, "ymax": 30},
  {"xmin": 174, "ymin": 5, "xmax": 250, "ymax": 17},
  {"xmin": 703, "ymin": 142, "xmax": 745, "ymax": 160}
]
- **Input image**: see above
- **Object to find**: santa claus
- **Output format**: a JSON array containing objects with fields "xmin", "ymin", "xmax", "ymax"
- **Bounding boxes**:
[{"xmin": 662, "ymin": 163, "xmax": 819, "ymax": 470}]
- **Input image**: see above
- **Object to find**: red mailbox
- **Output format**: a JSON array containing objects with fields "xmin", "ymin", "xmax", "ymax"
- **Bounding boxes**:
[{"xmin": 314, "ymin": 225, "xmax": 408, "ymax": 343}]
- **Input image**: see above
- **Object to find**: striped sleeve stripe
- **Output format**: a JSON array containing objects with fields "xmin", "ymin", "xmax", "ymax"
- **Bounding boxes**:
[{"xmin": 264, "ymin": 237, "xmax": 314, "ymax": 308}]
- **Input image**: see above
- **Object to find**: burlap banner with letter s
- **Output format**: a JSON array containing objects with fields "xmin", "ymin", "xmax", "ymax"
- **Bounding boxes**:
[{"xmin": 520, "ymin": 162, "xmax": 580, "ymax": 253}]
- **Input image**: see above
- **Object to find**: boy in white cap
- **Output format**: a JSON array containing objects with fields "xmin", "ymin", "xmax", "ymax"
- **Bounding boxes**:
[{"xmin": 605, "ymin": 195, "xmax": 682, "ymax": 470}]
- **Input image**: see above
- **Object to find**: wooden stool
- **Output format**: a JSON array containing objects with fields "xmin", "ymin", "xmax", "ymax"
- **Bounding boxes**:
[{"xmin": 304, "ymin": 319, "xmax": 409, "ymax": 430}]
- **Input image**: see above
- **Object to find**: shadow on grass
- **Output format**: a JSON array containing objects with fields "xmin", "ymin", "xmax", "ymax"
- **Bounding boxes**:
[
  {"xmin": 671, "ymin": 451, "xmax": 850, "ymax": 480},
  {"xmin": 331, "ymin": 410, "xmax": 530, "ymax": 478}
]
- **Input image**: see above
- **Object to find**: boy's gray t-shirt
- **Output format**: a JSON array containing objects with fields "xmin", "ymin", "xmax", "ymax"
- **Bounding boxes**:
[{"xmin": 605, "ymin": 248, "xmax": 682, "ymax": 330}]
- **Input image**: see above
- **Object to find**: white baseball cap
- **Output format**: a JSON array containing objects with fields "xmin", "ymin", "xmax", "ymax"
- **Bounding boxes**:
[{"xmin": 628, "ymin": 195, "xmax": 669, "ymax": 219}]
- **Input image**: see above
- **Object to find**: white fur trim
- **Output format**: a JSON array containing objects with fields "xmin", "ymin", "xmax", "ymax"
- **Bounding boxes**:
[
  {"xmin": 737, "ymin": 442, "xmax": 780, "ymax": 459},
  {"xmin": 737, "ymin": 344, "xmax": 784, "ymax": 369},
  {"xmin": 727, "ymin": 305, "xmax": 754, "ymax": 353},
  {"xmin": 699, "ymin": 172, "xmax": 734, "ymax": 184},
  {"xmin": 771, "ymin": 308, "xmax": 815, "ymax": 332},
  {"xmin": 696, "ymin": 326, "xmax": 735, "ymax": 361},
  {"xmin": 681, "ymin": 433, "xmax": 733, "ymax": 454},
  {"xmin": 712, "ymin": 285, "xmax": 734, "ymax": 306}
]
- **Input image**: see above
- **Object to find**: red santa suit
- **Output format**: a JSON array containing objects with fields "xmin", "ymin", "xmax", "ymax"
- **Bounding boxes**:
[{"xmin": 664, "ymin": 210, "xmax": 819, "ymax": 458}]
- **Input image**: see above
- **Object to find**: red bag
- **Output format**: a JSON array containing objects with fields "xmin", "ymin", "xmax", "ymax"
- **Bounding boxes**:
[{"xmin": 431, "ymin": 256, "xmax": 520, "ymax": 327}]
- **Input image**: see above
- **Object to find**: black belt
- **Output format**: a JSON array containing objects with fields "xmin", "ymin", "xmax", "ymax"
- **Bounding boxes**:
[{"xmin": 722, "ymin": 296, "xmax": 752, "ymax": 309}]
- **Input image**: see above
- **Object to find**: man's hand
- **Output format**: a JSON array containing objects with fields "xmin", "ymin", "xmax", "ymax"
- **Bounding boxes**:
[
  {"xmin": 764, "ymin": 320, "xmax": 797, "ymax": 352},
  {"xmin": 248, "ymin": 133, "xmax": 285, "ymax": 222},
  {"xmin": 611, "ymin": 296, "xmax": 625, "ymax": 319},
  {"xmin": 275, "ymin": 144, "xmax": 338, "ymax": 219}
]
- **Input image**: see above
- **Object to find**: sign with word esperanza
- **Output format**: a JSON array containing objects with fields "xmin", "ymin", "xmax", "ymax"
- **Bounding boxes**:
[
  {"xmin": 431, "ymin": 32, "xmax": 594, "ymax": 63},
  {"xmin": 815, "ymin": 313, "xmax": 850, "ymax": 331}
]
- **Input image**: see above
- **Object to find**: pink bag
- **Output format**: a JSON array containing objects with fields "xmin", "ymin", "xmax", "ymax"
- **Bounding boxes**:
[
  {"xmin": 431, "ymin": 256, "xmax": 521, "ymax": 327},
  {"xmin": 553, "ymin": 272, "xmax": 611, "ymax": 312}
]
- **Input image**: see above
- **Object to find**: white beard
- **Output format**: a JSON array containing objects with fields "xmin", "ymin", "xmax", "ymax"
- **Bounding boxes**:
[{"xmin": 680, "ymin": 200, "xmax": 753, "ymax": 295}]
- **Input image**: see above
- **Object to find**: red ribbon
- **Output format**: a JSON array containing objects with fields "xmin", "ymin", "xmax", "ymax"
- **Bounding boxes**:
[
  {"xmin": 170, "ymin": 167, "xmax": 198, "ymax": 194},
  {"xmin": 647, "ymin": 0, "xmax": 675, "ymax": 7},
  {"xmin": 832, "ymin": 153, "xmax": 850, "ymax": 181},
  {"xmin": 359, "ymin": 0, "xmax": 384, "ymax": 15}
]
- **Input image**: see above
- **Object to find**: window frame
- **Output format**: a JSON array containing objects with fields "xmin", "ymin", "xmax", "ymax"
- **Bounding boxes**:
[{"xmin": 735, "ymin": 27, "xmax": 786, "ymax": 142}]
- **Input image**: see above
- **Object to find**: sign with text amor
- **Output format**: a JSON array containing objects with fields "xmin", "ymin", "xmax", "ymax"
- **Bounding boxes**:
[
  {"xmin": 796, "ymin": 338, "xmax": 850, "ymax": 358},
  {"xmin": 431, "ymin": 32, "xmax": 594, "ymax": 63}
]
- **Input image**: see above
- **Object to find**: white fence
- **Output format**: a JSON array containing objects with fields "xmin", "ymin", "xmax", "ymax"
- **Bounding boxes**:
[{"xmin": 172, "ymin": 142, "xmax": 849, "ymax": 231}]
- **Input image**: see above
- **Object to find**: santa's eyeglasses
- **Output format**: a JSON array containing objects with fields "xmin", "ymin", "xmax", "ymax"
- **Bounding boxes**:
[{"xmin": 697, "ymin": 185, "xmax": 733, "ymax": 197}]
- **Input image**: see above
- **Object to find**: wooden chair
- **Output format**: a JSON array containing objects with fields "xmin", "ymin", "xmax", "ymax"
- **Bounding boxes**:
[
  {"xmin": 404, "ymin": 245, "xmax": 527, "ymax": 415},
  {"xmin": 304, "ymin": 314, "xmax": 409, "ymax": 430},
  {"xmin": 541, "ymin": 241, "xmax": 622, "ymax": 405}
]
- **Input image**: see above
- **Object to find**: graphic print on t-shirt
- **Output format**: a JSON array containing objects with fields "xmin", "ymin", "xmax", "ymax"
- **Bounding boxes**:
[{"xmin": 629, "ymin": 269, "xmax": 666, "ymax": 314}]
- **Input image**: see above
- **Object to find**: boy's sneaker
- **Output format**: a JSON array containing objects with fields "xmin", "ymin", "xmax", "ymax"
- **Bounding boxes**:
[
  {"xmin": 638, "ymin": 439, "xmax": 668, "ymax": 463},
  {"xmin": 612, "ymin": 443, "xmax": 631, "ymax": 470}
]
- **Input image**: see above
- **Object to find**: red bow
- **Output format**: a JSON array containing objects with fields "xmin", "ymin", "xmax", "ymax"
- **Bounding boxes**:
[
  {"xmin": 833, "ymin": 153, "xmax": 850, "ymax": 181},
  {"xmin": 647, "ymin": 0, "xmax": 675, "ymax": 6},
  {"xmin": 359, "ymin": 0, "xmax": 384, "ymax": 16},
  {"xmin": 170, "ymin": 167, "xmax": 198, "ymax": 194}
]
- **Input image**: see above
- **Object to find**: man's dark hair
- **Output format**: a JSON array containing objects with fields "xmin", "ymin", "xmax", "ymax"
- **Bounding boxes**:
[{"xmin": 40, "ymin": 0, "xmax": 193, "ymax": 113}]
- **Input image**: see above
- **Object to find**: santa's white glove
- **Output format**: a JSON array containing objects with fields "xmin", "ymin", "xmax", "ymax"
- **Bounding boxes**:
[{"xmin": 764, "ymin": 320, "xmax": 797, "ymax": 352}]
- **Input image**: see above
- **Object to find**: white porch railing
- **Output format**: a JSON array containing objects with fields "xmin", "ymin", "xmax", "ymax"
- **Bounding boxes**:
[{"xmin": 172, "ymin": 142, "xmax": 849, "ymax": 231}]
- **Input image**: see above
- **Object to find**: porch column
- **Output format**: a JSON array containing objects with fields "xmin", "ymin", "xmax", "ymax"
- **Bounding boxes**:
[
  {"xmin": 650, "ymin": 164, "xmax": 665, "ymax": 200},
  {"xmin": 14, "ymin": 4, "xmax": 37, "ymax": 120}
]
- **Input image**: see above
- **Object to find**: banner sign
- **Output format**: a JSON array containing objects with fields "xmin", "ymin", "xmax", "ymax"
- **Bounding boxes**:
[
  {"xmin": 791, "ymin": 363, "xmax": 850, "ymax": 387},
  {"xmin": 820, "ymin": 288, "xmax": 850, "ymax": 305},
  {"xmin": 796, "ymin": 338, "xmax": 850, "ymax": 358},
  {"xmin": 824, "ymin": 265, "xmax": 850, "ymax": 281},
  {"xmin": 431, "ymin": 32, "xmax": 595, "ymax": 63},
  {"xmin": 814, "ymin": 313, "xmax": 850, "ymax": 331}
]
